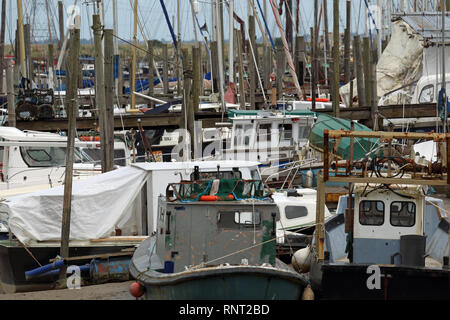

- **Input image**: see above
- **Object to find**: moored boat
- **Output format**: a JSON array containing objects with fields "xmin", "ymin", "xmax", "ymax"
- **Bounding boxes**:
[{"xmin": 129, "ymin": 178, "xmax": 309, "ymax": 300}]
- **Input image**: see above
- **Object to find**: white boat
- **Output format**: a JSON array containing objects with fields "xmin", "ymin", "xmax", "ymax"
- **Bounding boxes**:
[{"xmin": 0, "ymin": 127, "xmax": 102, "ymax": 197}]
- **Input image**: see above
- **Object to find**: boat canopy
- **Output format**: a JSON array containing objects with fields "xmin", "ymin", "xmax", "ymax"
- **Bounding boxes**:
[{"xmin": 309, "ymin": 113, "xmax": 380, "ymax": 160}]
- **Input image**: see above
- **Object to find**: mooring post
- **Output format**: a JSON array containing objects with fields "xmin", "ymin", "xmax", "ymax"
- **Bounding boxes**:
[
  {"xmin": 104, "ymin": 29, "xmax": 115, "ymax": 172},
  {"xmin": 332, "ymin": 0, "xmax": 340, "ymax": 118},
  {"xmin": 59, "ymin": 27, "xmax": 80, "ymax": 286},
  {"xmin": 6, "ymin": 60, "xmax": 15, "ymax": 127},
  {"xmin": 92, "ymin": 14, "xmax": 107, "ymax": 172},
  {"xmin": 163, "ymin": 43, "xmax": 169, "ymax": 95},
  {"xmin": 353, "ymin": 35, "xmax": 365, "ymax": 107}
]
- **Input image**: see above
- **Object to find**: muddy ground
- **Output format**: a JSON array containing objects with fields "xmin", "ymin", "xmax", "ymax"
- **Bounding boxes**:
[{"xmin": 0, "ymin": 281, "xmax": 135, "ymax": 300}]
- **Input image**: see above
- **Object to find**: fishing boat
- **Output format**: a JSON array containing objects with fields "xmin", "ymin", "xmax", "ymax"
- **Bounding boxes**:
[
  {"xmin": 129, "ymin": 178, "xmax": 309, "ymax": 300},
  {"xmin": 297, "ymin": 130, "xmax": 450, "ymax": 299}
]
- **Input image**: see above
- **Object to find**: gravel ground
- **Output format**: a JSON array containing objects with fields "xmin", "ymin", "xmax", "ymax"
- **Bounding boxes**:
[{"xmin": 0, "ymin": 195, "xmax": 448, "ymax": 300}]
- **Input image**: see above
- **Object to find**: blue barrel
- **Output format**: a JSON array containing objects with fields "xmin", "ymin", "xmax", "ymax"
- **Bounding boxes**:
[{"xmin": 163, "ymin": 261, "xmax": 174, "ymax": 274}]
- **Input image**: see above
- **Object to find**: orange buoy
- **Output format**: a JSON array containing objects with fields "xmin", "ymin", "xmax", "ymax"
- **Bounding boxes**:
[
  {"xmin": 199, "ymin": 195, "xmax": 218, "ymax": 201},
  {"xmin": 129, "ymin": 281, "xmax": 145, "ymax": 298}
]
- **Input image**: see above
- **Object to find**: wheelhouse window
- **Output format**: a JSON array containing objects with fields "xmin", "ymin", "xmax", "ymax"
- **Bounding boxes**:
[
  {"xmin": 359, "ymin": 200, "xmax": 384, "ymax": 226},
  {"xmin": 258, "ymin": 124, "xmax": 271, "ymax": 142},
  {"xmin": 390, "ymin": 201, "xmax": 416, "ymax": 227},
  {"xmin": 20, "ymin": 146, "xmax": 94, "ymax": 167},
  {"xmin": 217, "ymin": 211, "xmax": 261, "ymax": 229},
  {"xmin": 281, "ymin": 124, "xmax": 292, "ymax": 140},
  {"xmin": 285, "ymin": 206, "xmax": 308, "ymax": 219},
  {"xmin": 189, "ymin": 170, "xmax": 242, "ymax": 180},
  {"xmin": 419, "ymin": 84, "xmax": 434, "ymax": 103}
]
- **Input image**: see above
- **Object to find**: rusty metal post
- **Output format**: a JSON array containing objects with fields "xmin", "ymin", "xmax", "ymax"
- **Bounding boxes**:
[
  {"xmin": 316, "ymin": 170, "xmax": 325, "ymax": 261},
  {"xmin": 323, "ymin": 130, "xmax": 329, "ymax": 182}
]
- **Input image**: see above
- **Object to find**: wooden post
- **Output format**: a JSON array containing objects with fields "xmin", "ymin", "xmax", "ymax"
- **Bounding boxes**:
[
  {"xmin": 295, "ymin": 36, "xmax": 306, "ymax": 87},
  {"xmin": 332, "ymin": 0, "xmax": 340, "ymax": 118},
  {"xmin": 0, "ymin": 0, "xmax": 6, "ymax": 94},
  {"xmin": 315, "ymin": 170, "xmax": 325, "ymax": 261},
  {"xmin": 275, "ymin": 45, "xmax": 285, "ymax": 101},
  {"xmin": 58, "ymin": 1, "xmax": 64, "ymax": 49},
  {"xmin": 353, "ymin": 35, "xmax": 365, "ymax": 107},
  {"xmin": 181, "ymin": 48, "xmax": 194, "ymax": 160},
  {"xmin": 24, "ymin": 24, "xmax": 32, "ymax": 82},
  {"xmin": 371, "ymin": 45, "xmax": 380, "ymax": 130},
  {"xmin": 147, "ymin": 40, "xmax": 154, "ymax": 107},
  {"xmin": 6, "ymin": 60, "xmax": 15, "ymax": 127},
  {"xmin": 249, "ymin": 15, "xmax": 256, "ymax": 110},
  {"xmin": 104, "ymin": 29, "xmax": 115, "ymax": 172},
  {"xmin": 92, "ymin": 14, "xmax": 107, "ymax": 172},
  {"xmin": 362, "ymin": 37, "xmax": 371, "ymax": 109},
  {"xmin": 323, "ymin": 0, "xmax": 330, "ymax": 88},
  {"xmin": 163, "ymin": 44, "xmax": 169, "ymax": 95},
  {"xmin": 192, "ymin": 46, "xmax": 200, "ymax": 114},
  {"xmin": 344, "ymin": 0, "xmax": 351, "ymax": 84},
  {"xmin": 210, "ymin": 41, "xmax": 219, "ymax": 93},
  {"xmin": 236, "ymin": 29, "xmax": 246, "ymax": 110},
  {"xmin": 58, "ymin": 27, "xmax": 80, "ymax": 285},
  {"xmin": 310, "ymin": 27, "xmax": 316, "ymax": 109}
]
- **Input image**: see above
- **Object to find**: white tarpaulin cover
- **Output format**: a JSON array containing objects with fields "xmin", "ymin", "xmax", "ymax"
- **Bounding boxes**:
[
  {"xmin": 0, "ymin": 166, "xmax": 148, "ymax": 244},
  {"xmin": 340, "ymin": 20, "xmax": 424, "ymax": 106}
]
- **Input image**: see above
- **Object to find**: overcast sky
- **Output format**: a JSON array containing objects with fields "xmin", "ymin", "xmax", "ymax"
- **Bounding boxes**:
[{"xmin": 3, "ymin": 0, "xmax": 415, "ymax": 45}]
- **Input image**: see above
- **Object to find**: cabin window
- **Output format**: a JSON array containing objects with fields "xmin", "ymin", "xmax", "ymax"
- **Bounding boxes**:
[
  {"xmin": 281, "ymin": 124, "xmax": 292, "ymax": 140},
  {"xmin": 190, "ymin": 170, "xmax": 242, "ymax": 180},
  {"xmin": 298, "ymin": 126, "xmax": 312, "ymax": 140},
  {"xmin": 20, "ymin": 146, "xmax": 94, "ymax": 167},
  {"xmin": 285, "ymin": 206, "xmax": 308, "ymax": 219},
  {"xmin": 359, "ymin": 200, "xmax": 384, "ymax": 226},
  {"xmin": 234, "ymin": 124, "xmax": 252, "ymax": 146},
  {"xmin": 419, "ymin": 84, "xmax": 434, "ymax": 103},
  {"xmin": 114, "ymin": 149, "xmax": 126, "ymax": 166},
  {"xmin": 258, "ymin": 124, "xmax": 271, "ymax": 142},
  {"xmin": 390, "ymin": 201, "xmax": 416, "ymax": 227},
  {"xmin": 217, "ymin": 211, "xmax": 261, "ymax": 229}
]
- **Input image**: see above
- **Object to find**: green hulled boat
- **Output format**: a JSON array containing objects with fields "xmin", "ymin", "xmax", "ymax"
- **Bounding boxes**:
[{"xmin": 129, "ymin": 178, "xmax": 309, "ymax": 300}]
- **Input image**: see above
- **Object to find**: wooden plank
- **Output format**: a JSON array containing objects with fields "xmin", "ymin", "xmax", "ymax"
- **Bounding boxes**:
[
  {"xmin": 327, "ymin": 129, "xmax": 450, "ymax": 140},
  {"xmin": 327, "ymin": 176, "xmax": 449, "ymax": 186},
  {"xmin": 49, "ymin": 251, "xmax": 135, "ymax": 263},
  {"xmin": 90, "ymin": 236, "xmax": 148, "ymax": 242}
]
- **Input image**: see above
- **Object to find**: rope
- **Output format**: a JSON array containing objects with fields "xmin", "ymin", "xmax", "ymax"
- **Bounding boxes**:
[{"xmin": 19, "ymin": 242, "xmax": 42, "ymax": 267}]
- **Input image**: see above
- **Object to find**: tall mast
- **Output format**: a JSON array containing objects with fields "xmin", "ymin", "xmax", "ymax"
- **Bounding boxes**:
[
  {"xmin": 16, "ymin": 0, "xmax": 26, "ymax": 78},
  {"xmin": 228, "ymin": 0, "xmax": 234, "ymax": 84},
  {"xmin": 113, "ymin": 0, "xmax": 119, "ymax": 97},
  {"xmin": 442, "ymin": 0, "xmax": 447, "ymax": 133},
  {"xmin": 215, "ymin": 0, "xmax": 225, "ymax": 112},
  {"xmin": 131, "ymin": 0, "xmax": 138, "ymax": 110}
]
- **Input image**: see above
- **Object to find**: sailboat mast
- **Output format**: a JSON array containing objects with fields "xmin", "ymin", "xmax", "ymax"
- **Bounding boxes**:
[
  {"xmin": 16, "ymin": 0, "xmax": 26, "ymax": 78},
  {"xmin": 215, "ymin": 0, "xmax": 225, "ymax": 112},
  {"xmin": 229, "ymin": 0, "xmax": 234, "ymax": 84},
  {"xmin": 113, "ymin": 0, "xmax": 119, "ymax": 97},
  {"xmin": 442, "ymin": 0, "xmax": 447, "ymax": 133},
  {"xmin": 131, "ymin": 0, "xmax": 138, "ymax": 110}
]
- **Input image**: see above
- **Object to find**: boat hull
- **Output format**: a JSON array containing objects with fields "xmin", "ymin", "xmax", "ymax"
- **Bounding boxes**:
[
  {"xmin": 131, "ymin": 264, "xmax": 307, "ymax": 300},
  {"xmin": 0, "ymin": 240, "xmax": 137, "ymax": 293},
  {"xmin": 314, "ymin": 262, "xmax": 450, "ymax": 300}
]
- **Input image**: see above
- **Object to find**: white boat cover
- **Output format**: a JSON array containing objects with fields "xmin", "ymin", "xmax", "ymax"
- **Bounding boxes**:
[
  {"xmin": 340, "ymin": 20, "xmax": 423, "ymax": 106},
  {"xmin": 0, "ymin": 166, "xmax": 148, "ymax": 244}
]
